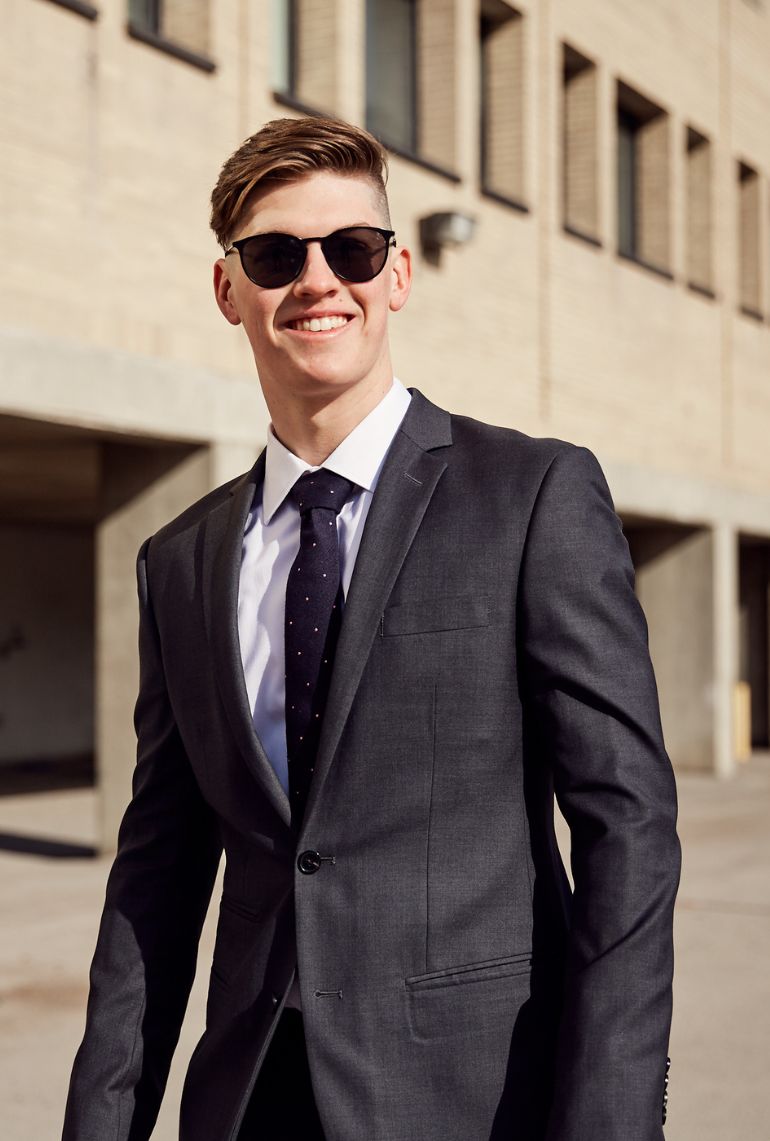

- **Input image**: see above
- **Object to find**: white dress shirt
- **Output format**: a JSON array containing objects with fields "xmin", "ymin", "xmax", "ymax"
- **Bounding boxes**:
[{"xmin": 237, "ymin": 380, "xmax": 412, "ymax": 797}]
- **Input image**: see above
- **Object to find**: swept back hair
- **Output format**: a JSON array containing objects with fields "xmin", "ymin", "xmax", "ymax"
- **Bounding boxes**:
[{"xmin": 210, "ymin": 116, "xmax": 391, "ymax": 249}]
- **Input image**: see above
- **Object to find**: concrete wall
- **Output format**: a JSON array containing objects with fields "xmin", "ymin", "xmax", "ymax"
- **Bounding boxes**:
[
  {"xmin": 97, "ymin": 441, "xmax": 259, "ymax": 848},
  {"xmin": 627, "ymin": 525, "xmax": 716, "ymax": 772}
]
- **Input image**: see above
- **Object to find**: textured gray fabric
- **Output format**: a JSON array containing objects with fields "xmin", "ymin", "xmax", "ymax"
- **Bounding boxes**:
[{"xmin": 62, "ymin": 390, "xmax": 680, "ymax": 1141}]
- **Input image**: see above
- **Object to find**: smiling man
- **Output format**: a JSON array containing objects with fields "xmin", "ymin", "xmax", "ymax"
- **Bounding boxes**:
[{"xmin": 63, "ymin": 117, "xmax": 680, "ymax": 1141}]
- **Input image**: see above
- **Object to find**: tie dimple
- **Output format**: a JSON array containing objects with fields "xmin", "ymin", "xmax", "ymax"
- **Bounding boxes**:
[{"xmin": 285, "ymin": 469, "xmax": 354, "ymax": 825}]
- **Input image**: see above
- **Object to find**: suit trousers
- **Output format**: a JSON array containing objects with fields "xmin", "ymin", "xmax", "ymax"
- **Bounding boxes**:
[{"xmin": 238, "ymin": 1009, "xmax": 326, "ymax": 1140}]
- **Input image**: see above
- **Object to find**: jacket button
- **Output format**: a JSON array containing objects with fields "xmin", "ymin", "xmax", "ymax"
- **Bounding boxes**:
[{"xmin": 297, "ymin": 850, "xmax": 323, "ymax": 874}]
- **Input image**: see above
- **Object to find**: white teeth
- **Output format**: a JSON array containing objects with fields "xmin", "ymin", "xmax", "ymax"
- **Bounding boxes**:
[{"xmin": 293, "ymin": 315, "xmax": 348, "ymax": 332}]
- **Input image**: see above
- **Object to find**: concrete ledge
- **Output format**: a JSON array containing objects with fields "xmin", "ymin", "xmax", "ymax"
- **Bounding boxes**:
[
  {"xmin": 602, "ymin": 454, "xmax": 770, "ymax": 538},
  {"xmin": 0, "ymin": 326, "xmax": 268, "ymax": 448}
]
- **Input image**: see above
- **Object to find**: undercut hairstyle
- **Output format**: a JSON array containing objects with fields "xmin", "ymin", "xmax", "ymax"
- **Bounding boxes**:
[{"xmin": 210, "ymin": 116, "xmax": 391, "ymax": 249}]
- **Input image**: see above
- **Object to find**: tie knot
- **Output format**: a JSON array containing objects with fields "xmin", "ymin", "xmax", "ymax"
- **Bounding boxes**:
[{"xmin": 289, "ymin": 469, "xmax": 355, "ymax": 517}]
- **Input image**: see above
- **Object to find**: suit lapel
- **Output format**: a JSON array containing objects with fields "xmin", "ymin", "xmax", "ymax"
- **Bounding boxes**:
[
  {"xmin": 203, "ymin": 453, "xmax": 292, "ymax": 829},
  {"xmin": 302, "ymin": 390, "xmax": 452, "ymax": 831}
]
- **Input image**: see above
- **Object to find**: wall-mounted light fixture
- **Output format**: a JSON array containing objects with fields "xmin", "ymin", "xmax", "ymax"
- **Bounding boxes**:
[{"xmin": 419, "ymin": 211, "xmax": 477, "ymax": 265}]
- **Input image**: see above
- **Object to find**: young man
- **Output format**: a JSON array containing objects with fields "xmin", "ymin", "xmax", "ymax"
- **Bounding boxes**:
[{"xmin": 63, "ymin": 117, "xmax": 680, "ymax": 1141}]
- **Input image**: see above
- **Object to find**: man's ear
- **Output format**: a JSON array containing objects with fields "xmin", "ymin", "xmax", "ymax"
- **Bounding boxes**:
[
  {"xmin": 213, "ymin": 259, "xmax": 243, "ymax": 326},
  {"xmin": 388, "ymin": 245, "xmax": 412, "ymax": 313}
]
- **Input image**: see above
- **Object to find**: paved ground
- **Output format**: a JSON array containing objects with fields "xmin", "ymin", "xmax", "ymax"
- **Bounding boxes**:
[{"xmin": 1, "ymin": 755, "xmax": 769, "ymax": 1140}]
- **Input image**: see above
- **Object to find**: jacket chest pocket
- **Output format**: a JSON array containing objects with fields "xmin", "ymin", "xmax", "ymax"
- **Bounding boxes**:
[{"xmin": 380, "ymin": 594, "xmax": 490, "ymax": 637}]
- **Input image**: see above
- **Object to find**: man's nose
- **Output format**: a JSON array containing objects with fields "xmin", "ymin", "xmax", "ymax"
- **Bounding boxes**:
[{"xmin": 293, "ymin": 240, "xmax": 337, "ymax": 293}]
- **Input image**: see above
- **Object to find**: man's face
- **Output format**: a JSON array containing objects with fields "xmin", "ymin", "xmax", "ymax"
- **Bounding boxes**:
[{"xmin": 214, "ymin": 170, "xmax": 411, "ymax": 409}]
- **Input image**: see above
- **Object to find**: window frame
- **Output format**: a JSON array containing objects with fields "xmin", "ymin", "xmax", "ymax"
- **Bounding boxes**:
[
  {"xmin": 126, "ymin": 0, "xmax": 216, "ymax": 73},
  {"xmin": 478, "ymin": 1, "xmax": 527, "ymax": 212},
  {"xmin": 561, "ymin": 42, "xmax": 601, "ymax": 246},
  {"xmin": 615, "ymin": 80, "xmax": 673, "ymax": 281}
]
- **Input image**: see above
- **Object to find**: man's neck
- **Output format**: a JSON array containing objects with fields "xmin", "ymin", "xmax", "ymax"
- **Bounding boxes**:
[{"xmin": 267, "ymin": 376, "xmax": 394, "ymax": 466}]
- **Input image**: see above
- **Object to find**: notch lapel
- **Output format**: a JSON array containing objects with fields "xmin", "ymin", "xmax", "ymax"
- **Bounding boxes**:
[
  {"xmin": 302, "ymin": 391, "xmax": 452, "ymax": 831},
  {"xmin": 203, "ymin": 453, "xmax": 292, "ymax": 829}
]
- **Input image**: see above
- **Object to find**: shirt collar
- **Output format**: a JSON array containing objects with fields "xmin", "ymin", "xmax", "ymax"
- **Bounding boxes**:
[{"xmin": 262, "ymin": 379, "xmax": 412, "ymax": 523}]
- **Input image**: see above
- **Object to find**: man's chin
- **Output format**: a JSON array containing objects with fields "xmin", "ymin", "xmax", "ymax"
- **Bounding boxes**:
[
  {"xmin": 285, "ymin": 369, "xmax": 373, "ymax": 403},
  {"xmin": 257, "ymin": 352, "xmax": 390, "ymax": 411}
]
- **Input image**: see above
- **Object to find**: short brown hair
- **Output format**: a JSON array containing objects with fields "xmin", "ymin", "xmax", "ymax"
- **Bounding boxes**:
[{"xmin": 210, "ymin": 116, "xmax": 391, "ymax": 249}]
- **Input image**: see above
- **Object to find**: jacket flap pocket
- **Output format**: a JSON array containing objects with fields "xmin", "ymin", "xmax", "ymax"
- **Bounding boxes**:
[
  {"xmin": 381, "ymin": 594, "xmax": 490, "ymax": 637},
  {"xmin": 405, "ymin": 951, "xmax": 532, "ymax": 991}
]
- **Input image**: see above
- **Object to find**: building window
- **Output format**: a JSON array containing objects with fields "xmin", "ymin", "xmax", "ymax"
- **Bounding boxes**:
[
  {"xmin": 271, "ymin": 0, "xmax": 296, "ymax": 97},
  {"xmin": 562, "ymin": 43, "xmax": 599, "ymax": 242},
  {"xmin": 685, "ymin": 127, "xmax": 713, "ymax": 295},
  {"xmin": 480, "ymin": 1, "xmax": 525, "ymax": 207},
  {"xmin": 738, "ymin": 161, "xmax": 762, "ymax": 319},
  {"xmin": 366, "ymin": 0, "xmax": 418, "ymax": 154},
  {"xmin": 366, "ymin": 0, "xmax": 458, "ymax": 174},
  {"xmin": 616, "ymin": 81, "xmax": 671, "ymax": 275},
  {"xmin": 129, "ymin": 0, "xmax": 160, "ymax": 33},
  {"xmin": 272, "ymin": 0, "xmax": 337, "ymax": 112},
  {"xmin": 127, "ymin": 0, "xmax": 214, "ymax": 69}
]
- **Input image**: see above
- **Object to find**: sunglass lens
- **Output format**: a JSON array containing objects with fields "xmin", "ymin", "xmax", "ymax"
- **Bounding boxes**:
[
  {"xmin": 324, "ymin": 228, "xmax": 388, "ymax": 282},
  {"xmin": 242, "ymin": 235, "xmax": 304, "ymax": 287}
]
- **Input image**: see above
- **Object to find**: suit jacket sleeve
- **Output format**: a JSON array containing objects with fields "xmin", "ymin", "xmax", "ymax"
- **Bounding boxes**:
[
  {"xmin": 518, "ymin": 445, "xmax": 680, "ymax": 1141},
  {"xmin": 62, "ymin": 538, "xmax": 223, "ymax": 1141}
]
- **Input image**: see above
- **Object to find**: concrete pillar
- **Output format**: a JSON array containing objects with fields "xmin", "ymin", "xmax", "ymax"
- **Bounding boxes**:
[
  {"xmin": 97, "ymin": 446, "xmax": 207, "ymax": 850},
  {"xmin": 628, "ymin": 522, "xmax": 737, "ymax": 777},
  {"xmin": 95, "ymin": 437, "xmax": 260, "ymax": 850}
]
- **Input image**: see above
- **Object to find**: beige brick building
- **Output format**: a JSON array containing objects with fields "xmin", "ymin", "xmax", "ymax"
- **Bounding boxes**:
[{"xmin": 2, "ymin": 0, "xmax": 770, "ymax": 847}]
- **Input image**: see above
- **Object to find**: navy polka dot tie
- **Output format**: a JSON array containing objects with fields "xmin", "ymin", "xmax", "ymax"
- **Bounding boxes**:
[{"xmin": 285, "ymin": 469, "xmax": 355, "ymax": 824}]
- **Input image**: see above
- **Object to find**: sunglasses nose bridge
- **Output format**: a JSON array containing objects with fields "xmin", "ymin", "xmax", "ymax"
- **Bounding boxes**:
[{"xmin": 292, "ymin": 236, "xmax": 339, "ymax": 289}]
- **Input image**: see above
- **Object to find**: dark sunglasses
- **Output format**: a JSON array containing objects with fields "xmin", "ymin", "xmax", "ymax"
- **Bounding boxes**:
[{"xmin": 225, "ymin": 225, "xmax": 396, "ymax": 289}]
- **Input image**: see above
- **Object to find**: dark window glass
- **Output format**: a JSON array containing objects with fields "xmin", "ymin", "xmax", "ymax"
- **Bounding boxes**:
[
  {"xmin": 479, "ymin": 16, "xmax": 493, "ymax": 185},
  {"xmin": 129, "ymin": 0, "xmax": 161, "ymax": 33},
  {"xmin": 366, "ymin": 0, "xmax": 417, "ymax": 153},
  {"xmin": 617, "ymin": 110, "xmax": 637, "ymax": 258}
]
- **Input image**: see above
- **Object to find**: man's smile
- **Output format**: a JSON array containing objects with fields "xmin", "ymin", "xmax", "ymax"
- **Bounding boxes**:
[{"xmin": 284, "ymin": 313, "xmax": 354, "ymax": 335}]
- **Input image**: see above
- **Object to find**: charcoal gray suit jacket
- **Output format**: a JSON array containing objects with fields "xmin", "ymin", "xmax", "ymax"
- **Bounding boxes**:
[{"xmin": 63, "ymin": 389, "xmax": 680, "ymax": 1141}]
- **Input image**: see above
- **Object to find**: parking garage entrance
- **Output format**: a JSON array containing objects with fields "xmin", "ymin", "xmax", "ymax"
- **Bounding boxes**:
[{"xmin": 0, "ymin": 412, "xmax": 200, "ymax": 847}]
